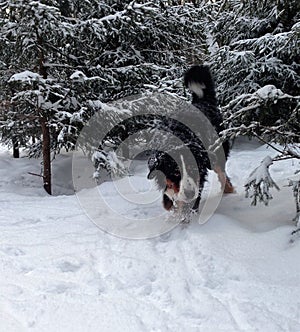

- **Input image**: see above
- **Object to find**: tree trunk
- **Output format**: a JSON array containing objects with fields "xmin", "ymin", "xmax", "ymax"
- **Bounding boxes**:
[
  {"xmin": 40, "ymin": 116, "xmax": 52, "ymax": 195},
  {"xmin": 37, "ymin": 34, "xmax": 51, "ymax": 194},
  {"xmin": 12, "ymin": 139, "xmax": 19, "ymax": 158}
]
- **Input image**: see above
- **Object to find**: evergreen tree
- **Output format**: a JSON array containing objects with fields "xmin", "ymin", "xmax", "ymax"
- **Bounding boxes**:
[
  {"xmin": 207, "ymin": 0, "xmax": 300, "ymax": 228},
  {"xmin": 0, "ymin": 0, "xmax": 92, "ymax": 194}
]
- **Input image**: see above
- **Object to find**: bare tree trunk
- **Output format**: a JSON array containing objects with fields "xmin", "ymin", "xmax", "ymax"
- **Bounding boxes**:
[
  {"xmin": 40, "ymin": 116, "xmax": 52, "ymax": 195},
  {"xmin": 37, "ymin": 34, "xmax": 52, "ymax": 194},
  {"xmin": 12, "ymin": 138, "xmax": 19, "ymax": 158}
]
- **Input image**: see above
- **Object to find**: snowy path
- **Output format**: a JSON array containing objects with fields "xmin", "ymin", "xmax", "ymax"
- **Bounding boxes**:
[{"xmin": 0, "ymin": 141, "xmax": 300, "ymax": 331}]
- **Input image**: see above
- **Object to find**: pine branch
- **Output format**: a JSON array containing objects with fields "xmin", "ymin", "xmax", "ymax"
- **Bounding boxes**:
[
  {"xmin": 245, "ymin": 156, "xmax": 280, "ymax": 206},
  {"xmin": 28, "ymin": 172, "xmax": 43, "ymax": 178}
]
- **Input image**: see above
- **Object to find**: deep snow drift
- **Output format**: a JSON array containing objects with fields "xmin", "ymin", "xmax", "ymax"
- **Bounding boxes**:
[{"xmin": 0, "ymin": 139, "xmax": 300, "ymax": 332}]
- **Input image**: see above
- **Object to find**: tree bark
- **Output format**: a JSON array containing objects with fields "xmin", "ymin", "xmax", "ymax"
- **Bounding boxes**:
[
  {"xmin": 37, "ymin": 33, "xmax": 52, "ymax": 194},
  {"xmin": 12, "ymin": 138, "xmax": 19, "ymax": 158},
  {"xmin": 40, "ymin": 116, "xmax": 52, "ymax": 195}
]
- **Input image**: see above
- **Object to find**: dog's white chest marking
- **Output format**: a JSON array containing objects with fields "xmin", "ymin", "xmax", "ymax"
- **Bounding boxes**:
[
  {"xmin": 166, "ymin": 156, "xmax": 199, "ymax": 205},
  {"xmin": 177, "ymin": 155, "xmax": 198, "ymax": 203},
  {"xmin": 165, "ymin": 187, "xmax": 178, "ymax": 201}
]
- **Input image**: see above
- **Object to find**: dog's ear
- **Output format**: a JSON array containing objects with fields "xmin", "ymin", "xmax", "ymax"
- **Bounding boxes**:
[{"xmin": 147, "ymin": 170, "xmax": 155, "ymax": 179}]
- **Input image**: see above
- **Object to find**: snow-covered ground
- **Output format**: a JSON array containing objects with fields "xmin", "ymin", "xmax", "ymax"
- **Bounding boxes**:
[{"xmin": 1, "ymin": 139, "xmax": 300, "ymax": 332}]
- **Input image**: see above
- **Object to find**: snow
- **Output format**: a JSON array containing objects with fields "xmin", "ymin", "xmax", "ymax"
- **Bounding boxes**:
[
  {"xmin": 70, "ymin": 71, "xmax": 87, "ymax": 81},
  {"xmin": 255, "ymin": 85, "xmax": 285, "ymax": 100},
  {"xmin": 0, "ymin": 139, "xmax": 300, "ymax": 331},
  {"xmin": 8, "ymin": 71, "xmax": 42, "ymax": 83}
]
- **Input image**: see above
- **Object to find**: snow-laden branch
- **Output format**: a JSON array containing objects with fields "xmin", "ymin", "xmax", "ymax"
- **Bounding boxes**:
[
  {"xmin": 289, "ymin": 179, "xmax": 300, "ymax": 242},
  {"xmin": 245, "ymin": 156, "xmax": 280, "ymax": 206},
  {"xmin": 92, "ymin": 150, "xmax": 128, "ymax": 180},
  {"xmin": 289, "ymin": 179, "xmax": 300, "ymax": 225}
]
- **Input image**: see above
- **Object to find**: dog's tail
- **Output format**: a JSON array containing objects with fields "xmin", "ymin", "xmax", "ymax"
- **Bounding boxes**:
[{"xmin": 184, "ymin": 65, "xmax": 217, "ymax": 104}]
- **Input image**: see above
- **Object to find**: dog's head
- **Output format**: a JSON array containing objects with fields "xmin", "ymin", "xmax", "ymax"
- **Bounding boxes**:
[
  {"xmin": 147, "ymin": 152, "xmax": 183, "ymax": 211},
  {"xmin": 147, "ymin": 152, "xmax": 181, "ymax": 184}
]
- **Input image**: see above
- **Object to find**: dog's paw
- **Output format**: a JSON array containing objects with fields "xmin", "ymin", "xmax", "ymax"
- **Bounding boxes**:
[
  {"xmin": 180, "ymin": 217, "xmax": 191, "ymax": 228},
  {"xmin": 179, "ymin": 209, "xmax": 192, "ymax": 224},
  {"xmin": 190, "ymin": 208, "xmax": 199, "ymax": 215}
]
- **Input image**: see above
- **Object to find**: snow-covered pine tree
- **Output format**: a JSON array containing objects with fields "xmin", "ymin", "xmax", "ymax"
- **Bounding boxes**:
[
  {"xmin": 0, "ymin": 0, "xmax": 92, "ymax": 194},
  {"xmin": 70, "ymin": 0, "xmax": 208, "ymax": 99},
  {"xmin": 209, "ymin": 0, "xmax": 300, "ymax": 105},
  {"xmin": 207, "ymin": 0, "xmax": 300, "ymax": 228}
]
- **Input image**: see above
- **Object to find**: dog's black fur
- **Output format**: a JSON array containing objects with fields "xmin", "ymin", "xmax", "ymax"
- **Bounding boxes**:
[
  {"xmin": 147, "ymin": 65, "xmax": 230, "ymax": 213},
  {"xmin": 183, "ymin": 65, "xmax": 230, "ymax": 165}
]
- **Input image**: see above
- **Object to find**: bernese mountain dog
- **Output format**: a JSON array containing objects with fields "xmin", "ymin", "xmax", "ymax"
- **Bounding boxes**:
[{"xmin": 147, "ymin": 65, "xmax": 234, "ymax": 216}]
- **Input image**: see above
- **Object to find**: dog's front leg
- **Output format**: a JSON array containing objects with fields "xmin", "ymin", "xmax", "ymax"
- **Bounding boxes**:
[
  {"xmin": 192, "ymin": 195, "xmax": 201, "ymax": 212},
  {"xmin": 191, "ymin": 178, "xmax": 204, "ymax": 212},
  {"xmin": 163, "ymin": 194, "xmax": 173, "ymax": 211}
]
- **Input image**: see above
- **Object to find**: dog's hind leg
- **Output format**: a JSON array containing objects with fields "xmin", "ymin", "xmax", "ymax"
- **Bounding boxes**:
[{"xmin": 214, "ymin": 165, "xmax": 235, "ymax": 194}]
